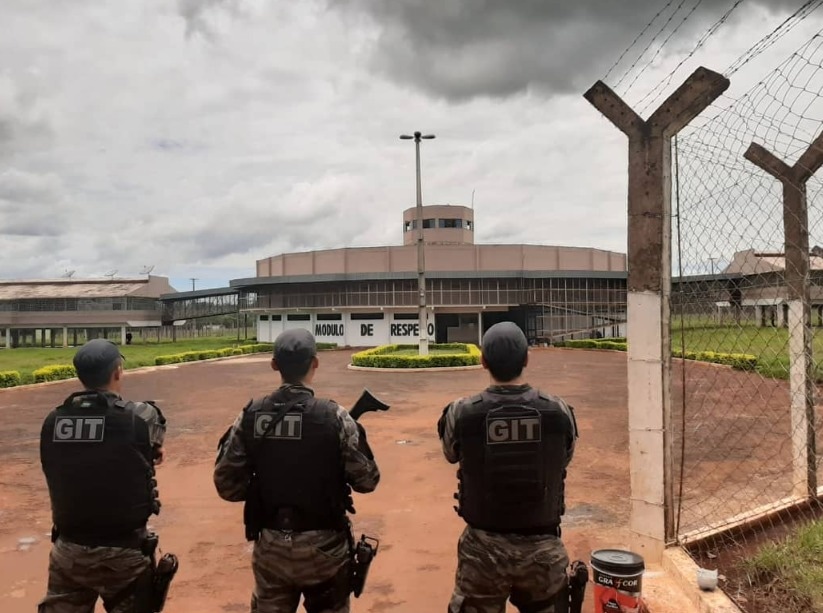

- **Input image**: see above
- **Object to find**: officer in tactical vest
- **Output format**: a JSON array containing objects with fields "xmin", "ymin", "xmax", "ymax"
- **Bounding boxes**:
[
  {"xmin": 437, "ymin": 322, "xmax": 579, "ymax": 613},
  {"xmin": 214, "ymin": 328, "xmax": 380, "ymax": 613},
  {"xmin": 38, "ymin": 339, "xmax": 168, "ymax": 613}
]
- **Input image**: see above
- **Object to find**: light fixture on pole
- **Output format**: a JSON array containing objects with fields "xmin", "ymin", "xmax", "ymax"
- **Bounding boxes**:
[{"xmin": 400, "ymin": 130, "xmax": 435, "ymax": 356}]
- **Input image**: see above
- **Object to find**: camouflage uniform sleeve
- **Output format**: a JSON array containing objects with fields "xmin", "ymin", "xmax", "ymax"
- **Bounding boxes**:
[
  {"xmin": 559, "ymin": 399, "xmax": 579, "ymax": 467},
  {"xmin": 336, "ymin": 405, "xmax": 380, "ymax": 494},
  {"xmin": 213, "ymin": 409, "xmax": 252, "ymax": 502},
  {"xmin": 132, "ymin": 401, "xmax": 167, "ymax": 448},
  {"xmin": 437, "ymin": 398, "xmax": 464, "ymax": 464}
]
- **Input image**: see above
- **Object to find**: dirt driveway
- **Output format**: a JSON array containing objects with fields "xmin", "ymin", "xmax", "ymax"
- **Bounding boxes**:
[{"xmin": 0, "ymin": 347, "xmax": 691, "ymax": 612}]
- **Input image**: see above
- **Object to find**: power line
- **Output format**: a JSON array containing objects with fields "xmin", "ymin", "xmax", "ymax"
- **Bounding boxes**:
[
  {"xmin": 604, "ymin": 0, "xmax": 679, "ymax": 81},
  {"xmin": 637, "ymin": 0, "xmax": 748, "ymax": 114}
]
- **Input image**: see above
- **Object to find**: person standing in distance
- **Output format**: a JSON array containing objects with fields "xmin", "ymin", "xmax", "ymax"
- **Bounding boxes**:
[
  {"xmin": 39, "ymin": 339, "xmax": 167, "ymax": 613},
  {"xmin": 437, "ymin": 322, "xmax": 579, "ymax": 613},
  {"xmin": 214, "ymin": 328, "xmax": 380, "ymax": 613}
]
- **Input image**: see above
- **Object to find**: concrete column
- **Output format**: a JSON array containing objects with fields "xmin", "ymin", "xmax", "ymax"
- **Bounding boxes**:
[
  {"xmin": 478, "ymin": 311, "xmax": 483, "ymax": 346},
  {"xmin": 585, "ymin": 66, "xmax": 729, "ymax": 559},
  {"xmin": 755, "ymin": 306, "xmax": 763, "ymax": 327},
  {"xmin": 5, "ymin": 329, "xmax": 10, "ymax": 349},
  {"xmin": 63, "ymin": 327, "xmax": 68, "ymax": 348},
  {"xmin": 745, "ymin": 135, "xmax": 823, "ymax": 498},
  {"xmin": 121, "ymin": 326, "xmax": 126, "ymax": 345}
]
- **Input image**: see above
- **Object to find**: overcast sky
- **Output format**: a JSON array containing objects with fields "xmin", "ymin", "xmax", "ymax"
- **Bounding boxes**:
[{"xmin": 1, "ymin": 0, "xmax": 821, "ymax": 290}]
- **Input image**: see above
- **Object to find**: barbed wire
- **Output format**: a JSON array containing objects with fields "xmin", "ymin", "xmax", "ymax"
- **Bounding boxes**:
[
  {"xmin": 613, "ymin": 0, "xmax": 692, "ymax": 91},
  {"xmin": 725, "ymin": 0, "xmax": 823, "ymax": 76},
  {"xmin": 603, "ymin": 0, "xmax": 679, "ymax": 82},
  {"xmin": 636, "ymin": 0, "xmax": 748, "ymax": 115},
  {"xmin": 619, "ymin": 0, "xmax": 707, "ymax": 96}
]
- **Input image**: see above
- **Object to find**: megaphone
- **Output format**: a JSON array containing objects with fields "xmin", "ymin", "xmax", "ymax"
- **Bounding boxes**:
[{"xmin": 349, "ymin": 389, "xmax": 390, "ymax": 422}]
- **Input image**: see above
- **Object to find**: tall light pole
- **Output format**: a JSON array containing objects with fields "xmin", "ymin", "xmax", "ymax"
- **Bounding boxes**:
[{"xmin": 400, "ymin": 131, "xmax": 435, "ymax": 355}]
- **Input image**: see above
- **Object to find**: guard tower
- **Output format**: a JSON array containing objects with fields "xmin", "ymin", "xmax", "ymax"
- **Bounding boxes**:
[{"xmin": 402, "ymin": 204, "xmax": 474, "ymax": 245}]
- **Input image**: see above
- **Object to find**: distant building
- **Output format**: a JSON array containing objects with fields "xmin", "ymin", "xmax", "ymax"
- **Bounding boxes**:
[
  {"xmin": 0, "ymin": 276, "xmax": 177, "ymax": 348},
  {"xmin": 673, "ymin": 248, "xmax": 823, "ymax": 327},
  {"xmin": 230, "ymin": 205, "xmax": 628, "ymax": 347}
]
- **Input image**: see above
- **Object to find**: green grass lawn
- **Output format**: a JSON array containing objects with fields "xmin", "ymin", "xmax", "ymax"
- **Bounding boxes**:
[
  {"xmin": 0, "ymin": 337, "xmax": 259, "ymax": 383},
  {"xmin": 672, "ymin": 323, "xmax": 816, "ymax": 379},
  {"xmin": 743, "ymin": 519, "xmax": 823, "ymax": 612}
]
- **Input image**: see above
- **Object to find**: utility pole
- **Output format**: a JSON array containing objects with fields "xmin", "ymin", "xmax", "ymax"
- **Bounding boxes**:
[{"xmin": 400, "ymin": 130, "xmax": 436, "ymax": 355}]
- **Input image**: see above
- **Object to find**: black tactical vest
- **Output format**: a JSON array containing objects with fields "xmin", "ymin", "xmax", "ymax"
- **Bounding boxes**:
[
  {"xmin": 454, "ymin": 387, "xmax": 574, "ymax": 534},
  {"xmin": 241, "ymin": 389, "xmax": 346, "ymax": 530},
  {"xmin": 40, "ymin": 391, "xmax": 158, "ymax": 541}
]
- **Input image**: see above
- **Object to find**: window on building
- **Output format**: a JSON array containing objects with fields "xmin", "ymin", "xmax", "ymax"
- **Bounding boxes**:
[
  {"xmin": 260, "ymin": 315, "xmax": 269, "ymax": 321},
  {"xmin": 422, "ymin": 218, "xmax": 435, "ymax": 229},
  {"xmin": 270, "ymin": 314, "xmax": 282, "ymax": 321},
  {"xmin": 287, "ymin": 314, "xmax": 310, "ymax": 321},
  {"xmin": 466, "ymin": 220, "xmax": 473, "ymax": 230},
  {"xmin": 351, "ymin": 313, "xmax": 385, "ymax": 320},
  {"xmin": 316, "ymin": 313, "xmax": 342, "ymax": 320},
  {"xmin": 439, "ymin": 218, "xmax": 463, "ymax": 228}
]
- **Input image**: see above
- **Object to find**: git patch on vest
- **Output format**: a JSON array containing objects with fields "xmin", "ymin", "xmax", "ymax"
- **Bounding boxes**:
[
  {"xmin": 53, "ymin": 416, "xmax": 106, "ymax": 442},
  {"xmin": 485, "ymin": 408, "xmax": 541, "ymax": 445},
  {"xmin": 254, "ymin": 413, "xmax": 303, "ymax": 440}
]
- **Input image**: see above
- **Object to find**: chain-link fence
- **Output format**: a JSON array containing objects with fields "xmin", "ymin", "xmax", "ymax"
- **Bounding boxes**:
[{"xmin": 671, "ymin": 29, "xmax": 823, "ymax": 612}]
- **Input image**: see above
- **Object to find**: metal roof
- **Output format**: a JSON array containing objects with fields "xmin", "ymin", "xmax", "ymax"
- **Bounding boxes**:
[
  {"xmin": 231, "ymin": 270, "xmax": 628, "ymax": 288},
  {"xmin": 0, "ymin": 278, "xmax": 166, "ymax": 300}
]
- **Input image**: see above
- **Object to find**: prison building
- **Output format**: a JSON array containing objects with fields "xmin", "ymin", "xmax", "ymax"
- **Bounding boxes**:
[
  {"xmin": 230, "ymin": 205, "xmax": 628, "ymax": 347},
  {"xmin": 0, "ymin": 276, "xmax": 176, "ymax": 348},
  {"xmin": 673, "ymin": 248, "xmax": 823, "ymax": 327}
]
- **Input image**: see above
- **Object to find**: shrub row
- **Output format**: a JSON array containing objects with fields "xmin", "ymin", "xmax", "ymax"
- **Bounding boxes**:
[
  {"xmin": 673, "ymin": 349, "xmax": 758, "ymax": 371},
  {"xmin": 554, "ymin": 339, "xmax": 757, "ymax": 371},
  {"xmin": 33, "ymin": 364, "xmax": 78, "ymax": 383},
  {"xmin": 554, "ymin": 339, "xmax": 628, "ymax": 351},
  {"xmin": 0, "ymin": 371, "xmax": 22, "ymax": 388},
  {"xmin": 153, "ymin": 342, "xmax": 337, "ymax": 366},
  {"xmin": 0, "ymin": 342, "xmax": 340, "ymax": 390},
  {"xmin": 154, "ymin": 343, "xmax": 274, "ymax": 365},
  {"xmin": 351, "ymin": 343, "xmax": 481, "ymax": 368}
]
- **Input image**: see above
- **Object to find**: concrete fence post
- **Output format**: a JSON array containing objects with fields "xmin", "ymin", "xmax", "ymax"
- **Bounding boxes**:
[
  {"xmin": 584, "ymin": 67, "xmax": 730, "ymax": 560},
  {"xmin": 744, "ymin": 134, "xmax": 823, "ymax": 499}
]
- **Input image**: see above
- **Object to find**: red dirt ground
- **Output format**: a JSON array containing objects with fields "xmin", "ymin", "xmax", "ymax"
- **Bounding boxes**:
[{"xmin": 0, "ymin": 348, "xmax": 694, "ymax": 612}]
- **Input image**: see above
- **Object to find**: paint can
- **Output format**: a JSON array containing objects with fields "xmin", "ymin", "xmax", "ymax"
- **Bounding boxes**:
[{"xmin": 590, "ymin": 549, "xmax": 645, "ymax": 613}]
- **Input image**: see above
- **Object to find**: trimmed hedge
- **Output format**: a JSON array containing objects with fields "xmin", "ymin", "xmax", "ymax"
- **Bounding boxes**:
[
  {"xmin": 152, "ymin": 342, "xmax": 337, "ymax": 366},
  {"xmin": 0, "ymin": 371, "xmax": 22, "ymax": 388},
  {"xmin": 33, "ymin": 364, "xmax": 77, "ymax": 383},
  {"xmin": 673, "ymin": 349, "xmax": 758, "ymax": 371},
  {"xmin": 351, "ymin": 343, "xmax": 481, "ymax": 368},
  {"xmin": 554, "ymin": 339, "xmax": 758, "ymax": 372}
]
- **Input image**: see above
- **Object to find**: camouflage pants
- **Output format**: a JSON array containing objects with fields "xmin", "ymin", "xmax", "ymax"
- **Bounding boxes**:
[
  {"xmin": 251, "ymin": 528, "xmax": 351, "ymax": 613},
  {"xmin": 38, "ymin": 538, "xmax": 153, "ymax": 613},
  {"xmin": 448, "ymin": 526, "xmax": 569, "ymax": 613}
]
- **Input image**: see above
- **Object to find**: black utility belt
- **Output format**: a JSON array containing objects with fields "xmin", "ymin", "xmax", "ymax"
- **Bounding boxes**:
[
  {"xmin": 469, "ymin": 523, "xmax": 561, "ymax": 537},
  {"xmin": 58, "ymin": 530, "xmax": 148, "ymax": 550},
  {"xmin": 262, "ymin": 517, "xmax": 347, "ymax": 533}
]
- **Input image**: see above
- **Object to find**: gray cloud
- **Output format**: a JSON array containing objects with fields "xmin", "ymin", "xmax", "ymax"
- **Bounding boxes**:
[
  {"xmin": 329, "ymin": 0, "xmax": 802, "ymax": 101},
  {"xmin": 0, "ymin": 169, "xmax": 67, "ymax": 236},
  {"xmin": 176, "ymin": 0, "xmax": 243, "ymax": 40}
]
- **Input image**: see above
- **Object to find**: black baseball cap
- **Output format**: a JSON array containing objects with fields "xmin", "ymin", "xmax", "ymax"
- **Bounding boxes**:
[
  {"xmin": 481, "ymin": 322, "xmax": 528, "ymax": 369},
  {"xmin": 274, "ymin": 329, "xmax": 317, "ymax": 365},
  {"xmin": 73, "ymin": 339, "xmax": 125, "ymax": 386}
]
